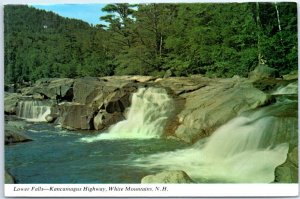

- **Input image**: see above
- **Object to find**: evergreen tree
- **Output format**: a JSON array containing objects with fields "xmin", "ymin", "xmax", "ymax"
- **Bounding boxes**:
[{"xmin": 4, "ymin": 3, "xmax": 297, "ymax": 84}]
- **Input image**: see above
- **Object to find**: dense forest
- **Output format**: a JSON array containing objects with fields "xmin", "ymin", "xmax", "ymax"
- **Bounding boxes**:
[{"xmin": 4, "ymin": 3, "xmax": 297, "ymax": 84}]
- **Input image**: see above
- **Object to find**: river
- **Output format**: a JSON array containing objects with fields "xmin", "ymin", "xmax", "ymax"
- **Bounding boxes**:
[{"xmin": 5, "ymin": 82, "xmax": 297, "ymax": 183}]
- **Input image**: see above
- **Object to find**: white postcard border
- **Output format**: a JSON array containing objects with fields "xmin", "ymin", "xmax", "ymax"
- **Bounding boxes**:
[
  {"xmin": 2, "ymin": 0, "xmax": 299, "ymax": 198},
  {"xmin": 4, "ymin": 184, "xmax": 299, "ymax": 197}
]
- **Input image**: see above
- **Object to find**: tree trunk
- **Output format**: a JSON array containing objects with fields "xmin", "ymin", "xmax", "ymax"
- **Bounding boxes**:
[
  {"xmin": 256, "ymin": 3, "xmax": 263, "ymax": 65},
  {"xmin": 159, "ymin": 35, "xmax": 163, "ymax": 57},
  {"xmin": 275, "ymin": 2, "xmax": 282, "ymax": 31},
  {"xmin": 275, "ymin": 2, "xmax": 283, "ymax": 44}
]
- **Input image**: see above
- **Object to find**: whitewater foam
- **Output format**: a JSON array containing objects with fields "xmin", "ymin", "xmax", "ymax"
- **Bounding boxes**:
[
  {"xmin": 17, "ymin": 100, "xmax": 51, "ymax": 122},
  {"xmin": 81, "ymin": 87, "xmax": 174, "ymax": 142},
  {"xmin": 134, "ymin": 115, "xmax": 289, "ymax": 183},
  {"xmin": 273, "ymin": 82, "xmax": 298, "ymax": 95}
]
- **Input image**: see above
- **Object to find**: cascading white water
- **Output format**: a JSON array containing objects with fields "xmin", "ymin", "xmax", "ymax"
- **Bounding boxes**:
[
  {"xmin": 272, "ymin": 81, "xmax": 298, "ymax": 95},
  {"xmin": 17, "ymin": 100, "xmax": 51, "ymax": 122},
  {"xmin": 82, "ymin": 87, "xmax": 174, "ymax": 142},
  {"xmin": 134, "ymin": 106, "xmax": 290, "ymax": 183}
]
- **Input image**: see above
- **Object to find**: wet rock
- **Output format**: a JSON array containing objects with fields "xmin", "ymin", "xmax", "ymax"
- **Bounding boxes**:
[
  {"xmin": 59, "ymin": 103, "xmax": 95, "ymax": 130},
  {"xmin": 274, "ymin": 147, "xmax": 298, "ymax": 183},
  {"xmin": 5, "ymin": 170, "xmax": 15, "ymax": 184},
  {"xmin": 104, "ymin": 87, "xmax": 136, "ymax": 113},
  {"xmin": 141, "ymin": 170, "xmax": 194, "ymax": 183},
  {"xmin": 45, "ymin": 115, "xmax": 54, "ymax": 123},
  {"xmin": 45, "ymin": 114, "xmax": 58, "ymax": 123},
  {"xmin": 5, "ymin": 119, "xmax": 29, "ymax": 132},
  {"xmin": 5, "ymin": 130, "xmax": 32, "ymax": 145},
  {"xmin": 4, "ymin": 92, "xmax": 21, "ymax": 115},
  {"xmin": 174, "ymin": 80, "xmax": 270, "ymax": 143},
  {"xmin": 93, "ymin": 110, "xmax": 124, "ymax": 130},
  {"xmin": 56, "ymin": 77, "xmax": 139, "ymax": 130}
]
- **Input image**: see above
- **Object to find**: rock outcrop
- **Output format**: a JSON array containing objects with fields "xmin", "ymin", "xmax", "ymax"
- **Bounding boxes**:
[
  {"xmin": 45, "ymin": 114, "xmax": 57, "ymax": 123},
  {"xmin": 93, "ymin": 110, "xmax": 124, "ymax": 131},
  {"xmin": 58, "ymin": 77, "xmax": 139, "ymax": 130},
  {"xmin": 3, "ymin": 75, "xmax": 298, "ymax": 184},
  {"xmin": 59, "ymin": 103, "xmax": 95, "ymax": 130},
  {"xmin": 275, "ymin": 147, "xmax": 298, "ymax": 183},
  {"xmin": 21, "ymin": 78, "xmax": 74, "ymax": 100},
  {"xmin": 5, "ymin": 170, "xmax": 15, "ymax": 184},
  {"xmin": 5, "ymin": 75, "xmax": 297, "ymax": 147},
  {"xmin": 160, "ymin": 77, "xmax": 271, "ymax": 143},
  {"xmin": 141, "ymin": 170, "xmax": 194, "ymax": 183},
  {"xmin": 72, "ymin": 77, "xmax": 112, "ymax": 106},
  {"xmin": 4, "ymin": 92, "xmax": 21, "ymax": 115},
  {"xmin": 5, "ymin": 130, "xmax": 32, "ymax": 145}
]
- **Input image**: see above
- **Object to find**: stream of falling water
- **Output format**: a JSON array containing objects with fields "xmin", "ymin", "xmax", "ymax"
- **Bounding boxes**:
[
  {"xmin": 81, "ymin": 87, "xmax": 174, "ymax": 142},
  {"xmin": 133, "ymin": 114, "xmax": 289, "ymax": 183},
  {"xmin": 17, "ymin": 100, "xmax": 51, "ymax": 122},
  {"xmin": 132, "ymin": 82, "xmax": 297, "ymax": 183}
]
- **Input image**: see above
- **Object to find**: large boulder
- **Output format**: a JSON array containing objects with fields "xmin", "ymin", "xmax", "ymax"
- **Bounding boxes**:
[
  {"xmin": 5, "ymin": 170, "xmax": 15, "ymax": 184},
  {"xmin": 45, "ymin": 114, "xmax": 58, "ymax": 123},
  {"xmin": 104, "ymin": 86, "xmax": 137, "ymax": 113},
  {"xmin": 73, "ymin": 77, "xmax": 138, "ymax": 107},
  {"xmin": 5, "ymin": 119, "xmax": 29, "ymax": 132},
  {"xmin": 249, "ymin": 64, "xmax": 279, "ymax": 80},
  {"xmin": 59, "ymin": 103, "xmax": 95, "ymax": 130},
  {"xmin": 274, "ymin": 147, "xmax": 298, "ymax": 183},
  {"xmin": 141, "ymin": 170, "xmax": 194, "ymax": 183},
  {"xmin": 21, "ymin": 78, "xmax": 74, "ymax": 100},
  {"xmin": 93, "ymin": 110, "xmax": 124, "ymax": 130},
  {"xmin": 4, "ymin": 92, "xmax": 21, "ymax": 115},
  {"xmin": 266, "ymin": 101, "xmax": 298, "ymax": 184},
  {"xmin": 56, "ymin": 77, "xmax": 140, "ymax": 131},
  {"xmin": 173, "ymin": 79, "xmax": 271, "ymax": 143},
  {"xmin": 72, "ymin": 77, "xmax": 111, "ymax": 105},
  {"xmin": 5, "ymin": 130, "xmax": 32, "ymax": 145}
]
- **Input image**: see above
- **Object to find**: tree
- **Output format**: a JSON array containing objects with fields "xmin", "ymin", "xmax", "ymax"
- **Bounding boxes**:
[{"xmin": 4, "ymin": 3, "xmax": 297, "ymax": 84}]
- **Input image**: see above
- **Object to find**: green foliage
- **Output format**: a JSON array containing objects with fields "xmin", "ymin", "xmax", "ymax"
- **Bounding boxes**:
[
  {"xmin": 4, "ymin": 3, "xmax": 298, "ymax": 84},
  {"xmin": 4, "ymin": 5, "xmax": 113, "ymax": 84}
]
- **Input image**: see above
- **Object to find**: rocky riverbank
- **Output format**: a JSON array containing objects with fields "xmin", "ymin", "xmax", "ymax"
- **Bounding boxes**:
[{"xmin": 4, "ymin": 72, "xmax": 298, "ymax": 183}]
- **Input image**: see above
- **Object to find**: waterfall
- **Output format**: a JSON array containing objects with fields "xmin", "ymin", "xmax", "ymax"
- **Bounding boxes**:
[
  {"xmin": 272, "ymin": 81, "xmax": 298, "ymax": 95},
  {"xmin": 81, "ymin": 87, "xmax": 174, "ymax": 142},
  {"xmin": 134, "ymin": 102, "xmax": 293, "ymax": 183},
  {"xmin": 17, "ymin": 100, "xmax": 51, "ymax": 122}
]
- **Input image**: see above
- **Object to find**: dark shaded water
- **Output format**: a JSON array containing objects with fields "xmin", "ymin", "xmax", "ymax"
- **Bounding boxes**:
[{"xmin": 5, "ymin": 122, "xmax": 188, "ymax": 184}]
